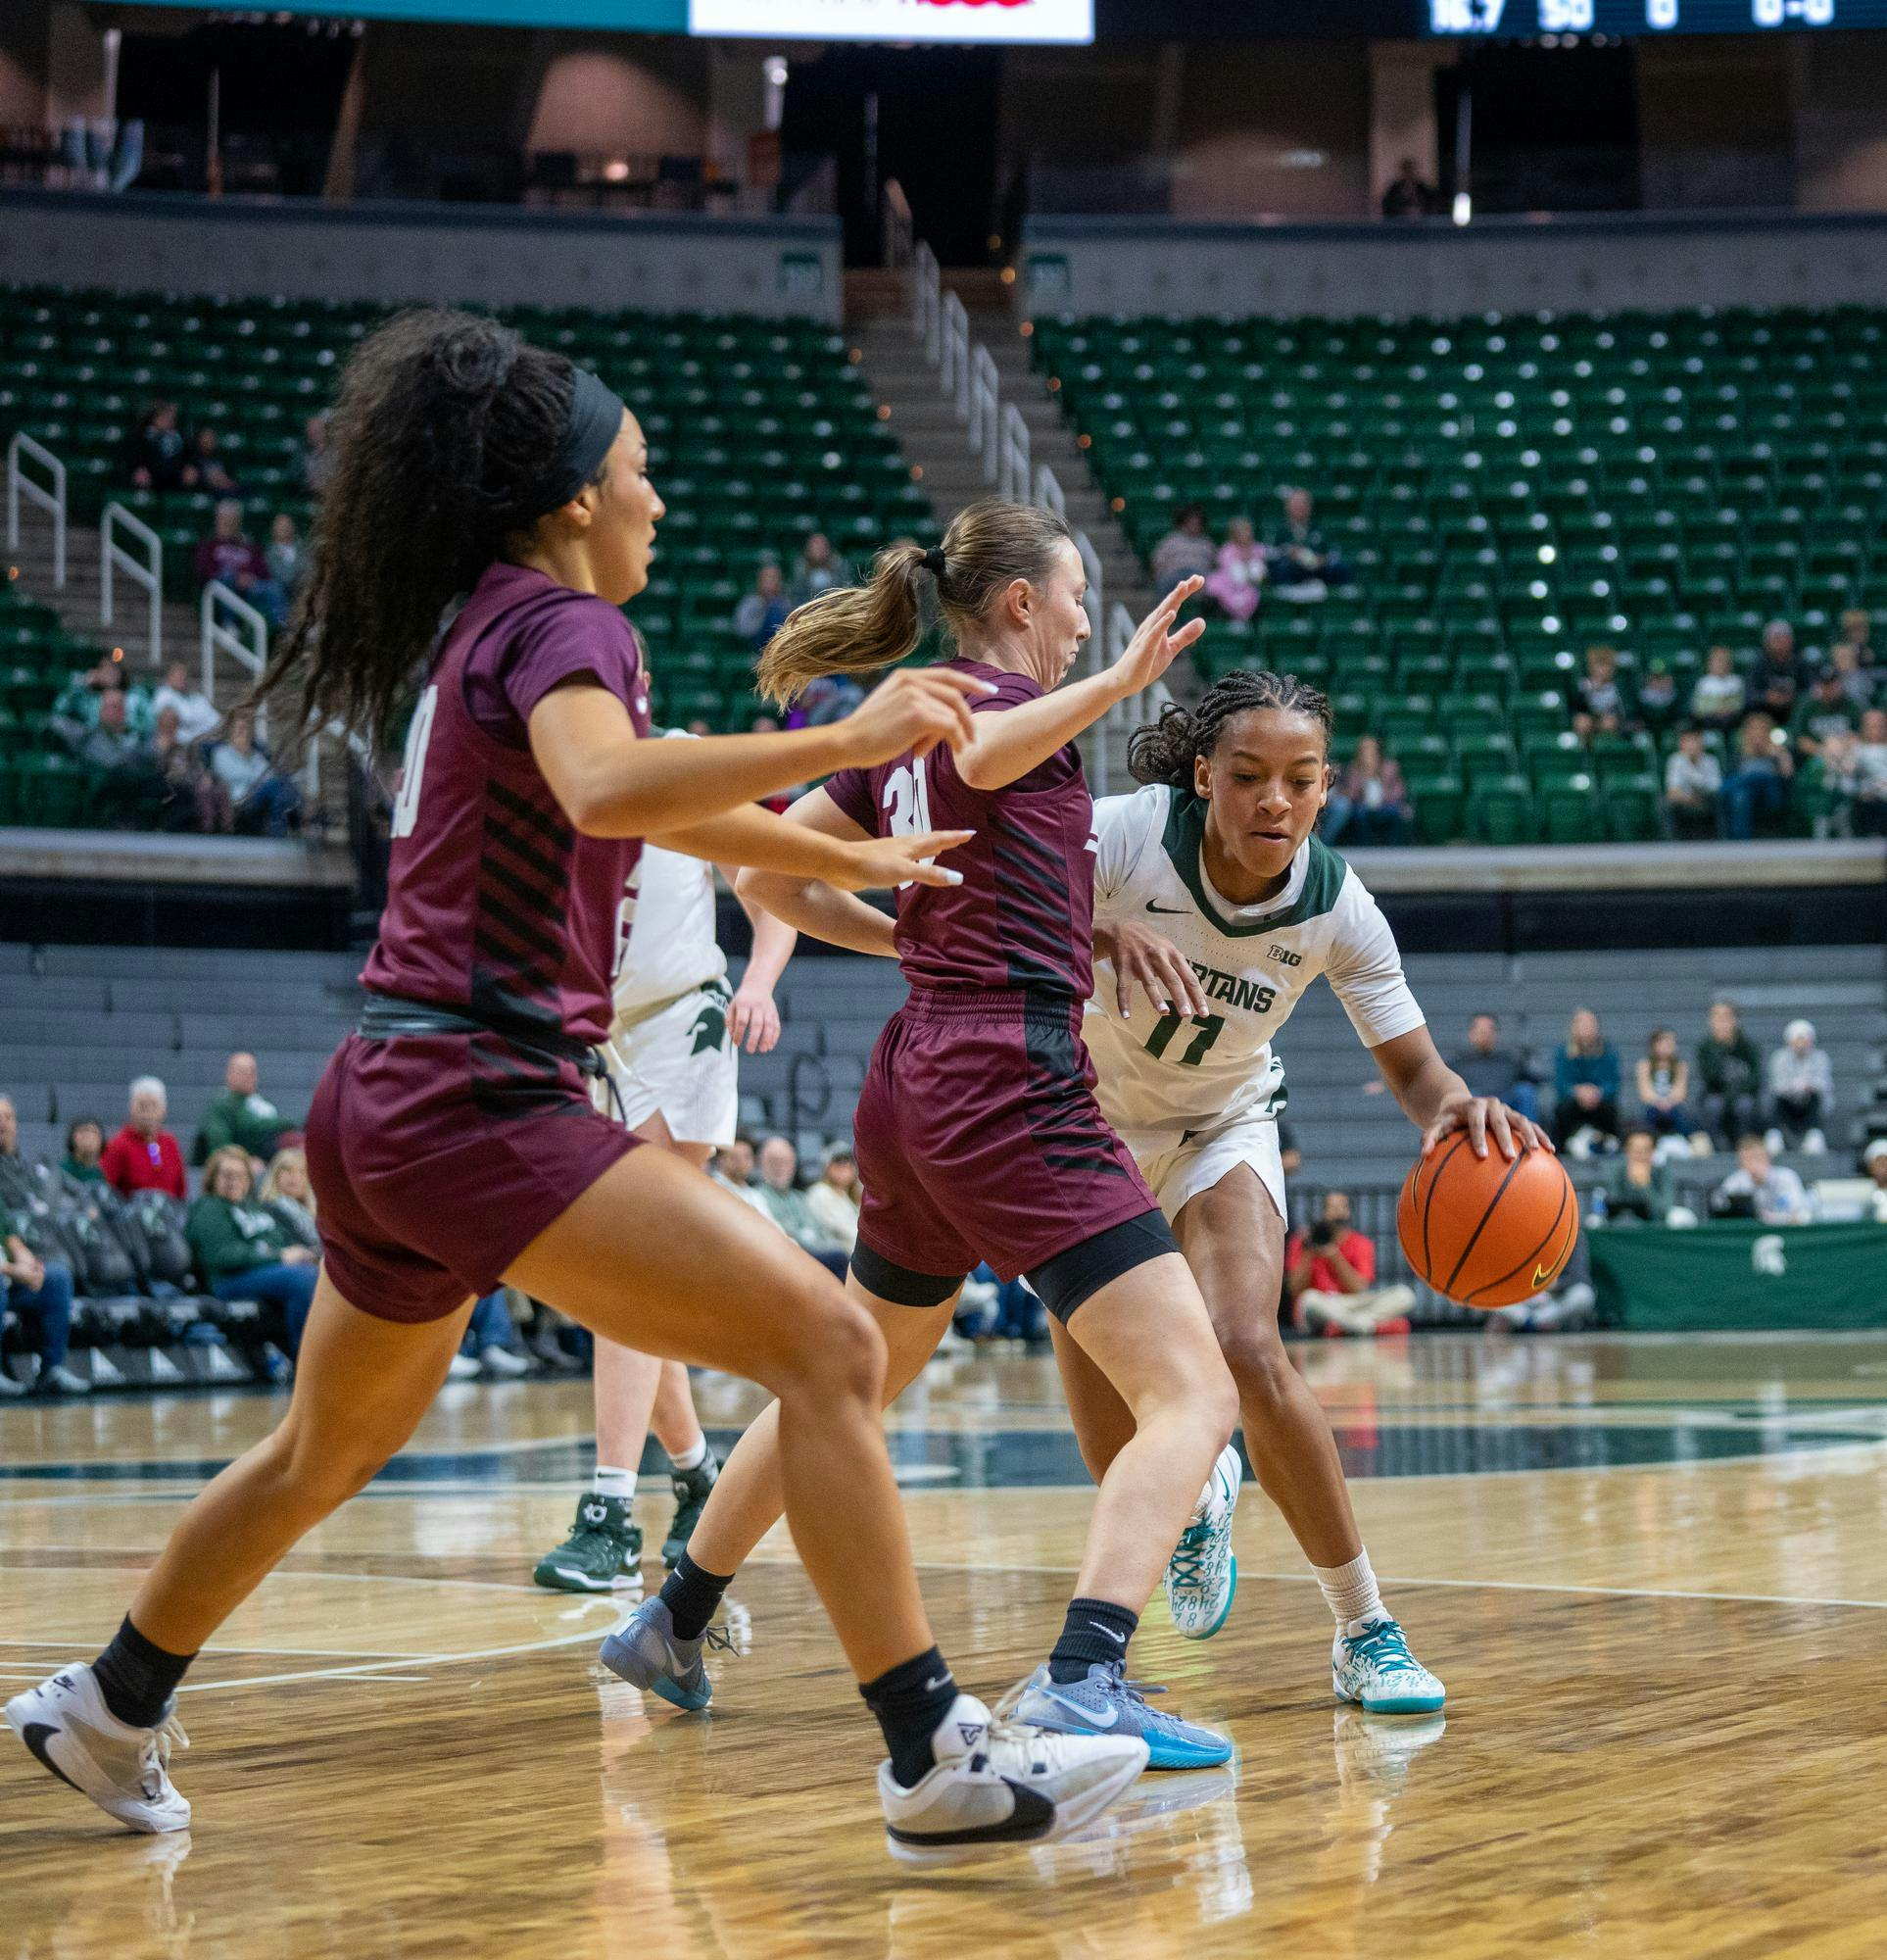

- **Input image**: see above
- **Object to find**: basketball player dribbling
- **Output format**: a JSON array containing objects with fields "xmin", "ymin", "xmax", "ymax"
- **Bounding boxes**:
[
  {"xmin": 605, "ymin": 500, "xmax": 1244, "ymax": 1770},
  {"xmin": 4, "ymin": 315, "xmax": 1152, "ymax": 1855}
]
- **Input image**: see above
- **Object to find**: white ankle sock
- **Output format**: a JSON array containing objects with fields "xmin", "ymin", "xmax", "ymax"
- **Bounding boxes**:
[
  {"xmin": 593, "ymin": 1465, "xmax": 637, "ymax": 1500},
  {"xmin": 1314, "ymin": 1549, "xmax": 1387, "ymax": 1635},
  {"xmin": 668, "ymin": 1438, "xmax": 708, "ymax": 1475}
]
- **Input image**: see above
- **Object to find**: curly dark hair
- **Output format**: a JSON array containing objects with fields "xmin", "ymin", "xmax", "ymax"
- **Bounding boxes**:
[
  {"xmin": 1127, "ymin": 667, "xmax": 1332, "ymax": 790},
  {"xmin": 249, "ymin": 308, "xmax": 604, "ymax": 747}
]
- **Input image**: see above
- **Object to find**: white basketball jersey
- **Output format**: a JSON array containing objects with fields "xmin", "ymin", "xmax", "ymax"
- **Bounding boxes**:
[
  {"xmin": 609, "ymin": 733, "xmax": 728, "ymax": 1021},
  {"xmin": 1083, "ymin": 784, "xmax": 1425, "ymax": 1156}
]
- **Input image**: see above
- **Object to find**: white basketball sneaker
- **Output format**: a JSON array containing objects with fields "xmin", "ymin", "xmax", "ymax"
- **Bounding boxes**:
[
  {"xmin": 880, "ymin": 1692, "xmax": 1147, "ymax": 1863},
  {"xmin": 6, "ymin": 1662, "xmax": 191, "ymax": 1832},
  {"xmin": 1331, "ymin": 1617, "xmax": 1445, "ymax": 1715},
  {"xmin": 1165, "ymin": 1444, "xmax": 1241, "ymax": 1641}
]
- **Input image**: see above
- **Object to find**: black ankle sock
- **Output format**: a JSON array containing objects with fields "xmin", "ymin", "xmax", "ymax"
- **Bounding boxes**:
[
  {"xmin": 93, "ymin": 1615, "xmax": 196, "ymax": 1729},
  {"xmin": 659, "ymin": 1552, "xmax": 733, "ymax": 1642},
  {"xmin": 1046, "ymin": 1596, "xmax": 1138, "ymax": 1685},
  {"xmin": 861, "ymin": 1645, "xmax": 959, "ymax": 1790}
]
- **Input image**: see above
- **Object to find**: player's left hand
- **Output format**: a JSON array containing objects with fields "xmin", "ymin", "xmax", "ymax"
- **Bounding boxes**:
[
  {"xmin": 729, "ymin": 981, "xmax": 781, "ymax": 1054},
  {"xmin": 1102, "ymin": 917, "xmax": 1211, "ymax": 1021},
  {"xmin": 1422, "ymin": 1091, "xmax": 1554, "ymax": 1161}
]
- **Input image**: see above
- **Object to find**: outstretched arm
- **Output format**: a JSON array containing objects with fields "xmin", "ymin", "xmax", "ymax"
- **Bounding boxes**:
[
  {"xmin": 649, "ymin": 801, "xmax": 968, "ymax": 896},
  {"xmin": 736, "ymin": 789, "xmax": 901, "ymax": 958}
]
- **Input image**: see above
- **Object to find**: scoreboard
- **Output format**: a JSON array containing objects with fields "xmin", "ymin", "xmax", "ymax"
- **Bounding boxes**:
[{"xmin": 1427, "ymin": 0, "xmax": 1858, "ymax": 31}]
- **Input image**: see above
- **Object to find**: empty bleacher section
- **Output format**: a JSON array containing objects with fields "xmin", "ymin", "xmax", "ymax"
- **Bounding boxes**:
[{"xmin": 1031, "ymin": 303, "xmax": 1887, "ymax": 842}]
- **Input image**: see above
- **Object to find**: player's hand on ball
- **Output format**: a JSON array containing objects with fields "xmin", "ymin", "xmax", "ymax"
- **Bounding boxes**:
[
  {"xmin": 1108, "ymin": 576, "xmax": 1207, "ymax": 700},
  {"xmin": 1422, "ymin": 1091, "xmax": 1554, "ymax": 1161},
  {"xmin": 837, "ymin": 669, "xmax": 995, "ymax": 767},
  {"xmin": 831, "ymin": 827, "xmax": 975, "ymax": 893},
  {"xmin": 729, "ymin": 982, "xmax": 781, "ymax": 1054},
  {"xmin": 1103, "ymin": 918, "xmax": 1211, "ymax": 1021}
]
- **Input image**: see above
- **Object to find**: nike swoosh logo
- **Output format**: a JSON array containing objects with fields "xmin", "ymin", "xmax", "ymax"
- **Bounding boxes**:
[
  {"xmin": 924, "ymin": 1675, "xmax": 951, "ymax": 1692},
  {"xmin": 1531, "ymin": 1263, "xmax": 1553, "ymax": 1287},
  {"xmin": 1086, "ymin": 1621, "xmax": 1128, "ymax": 1643},
  {"xmin": 1041, "ymin": 1690, "xmax": 1118, "ymax": 1728},
  {"xmin": 20, "ymin": 1723, "xmax": 82, "ymax": 1792},
  {"xmin": 1144, "ymin": 902, "xmax": 1189, "ymax": 915}
]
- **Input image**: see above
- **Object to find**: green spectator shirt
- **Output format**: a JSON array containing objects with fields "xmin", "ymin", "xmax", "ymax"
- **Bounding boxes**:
[
  {"xmin": 755, "ymin": 1181, "xmax": 843, "ymax": 1254},
  {"xmin": 1697, "ymin": 1032, "xmax": 1763, "ymax": 1098},
  {"xmin": 195, "ymin": 1090, "xmax": 294, "ymax": 1165},
  {"xmin": 186, "ymin": 1195, "xmax": 294, "ymax": 1282}
]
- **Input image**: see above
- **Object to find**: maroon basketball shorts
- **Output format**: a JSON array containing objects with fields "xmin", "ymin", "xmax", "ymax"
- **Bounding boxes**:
[
  {"xmin": 851, "ymin": 989, "xmax": 1175, "ymax": 1320},
  {"xmin": 305, "ymin": 1030, "xmax": 639, "ymax": 1324}
]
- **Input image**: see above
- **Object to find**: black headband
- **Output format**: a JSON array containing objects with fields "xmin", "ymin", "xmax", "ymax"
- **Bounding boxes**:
[{"xmin": 540, "ymin": 367, "xmax": 626, "ymax": 514}]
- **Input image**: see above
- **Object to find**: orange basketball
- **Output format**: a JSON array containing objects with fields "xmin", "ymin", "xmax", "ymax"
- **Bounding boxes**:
[{"xmin": 1396, "ymin": 1138, "xmax": 1579, "ymax": 1310}]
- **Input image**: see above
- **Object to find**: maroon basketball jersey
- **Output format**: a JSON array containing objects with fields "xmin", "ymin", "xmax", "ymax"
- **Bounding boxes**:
[
  {"xmin": 363, "ymin": 561, "xmax": 651, "ymax": 1045},
  {"xmin": 825, "ymin": 658, "xmax": 1096, "ymax": 1002}
]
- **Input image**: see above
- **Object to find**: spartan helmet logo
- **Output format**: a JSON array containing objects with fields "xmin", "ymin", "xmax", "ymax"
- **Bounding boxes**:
[{"xmin": 1751, "ymin": 1235, "xmax": 1787, "ymax": 1278}]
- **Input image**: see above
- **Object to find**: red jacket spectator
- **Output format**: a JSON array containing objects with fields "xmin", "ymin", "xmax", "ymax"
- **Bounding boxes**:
[
  {"xmin": 102, "ymin": 1104, "xmax": 187, "ymax": 1200},
  {"xmin": 1284, "ymin": 1222, "xmax": 1377, "ymax": 1295}
]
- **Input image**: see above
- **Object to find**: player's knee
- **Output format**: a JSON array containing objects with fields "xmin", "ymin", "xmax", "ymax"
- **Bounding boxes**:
[
  {"xmin": 1218, "ymin": 1320, "xmax": 1291, "ymax": 1403},
  {"xmin": 269, "ymin": 1416, "xmax": 399, "ymax": 1512},
  {"xmin": 1193, "ymin": 1361, "xmax": 1240, "ymax": 1452},
  {"xmin": 793, "ymin": 1291, "xmax": 888, "ymax": 1406}
]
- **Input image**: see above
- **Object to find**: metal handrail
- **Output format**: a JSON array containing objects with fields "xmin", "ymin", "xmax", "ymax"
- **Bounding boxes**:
[
  {"xmin": 999, "ymin": 403, "xmax": 1031, "ymax": 504},
  {"xmin": 6, "ymin": 431, "xmax": 66, "ymax": 590},
  {"xmin": 913, "ymin": 239, "xmax": 942, "ymax": 362},
  {"xmin": 969, "ymin": 345, "xmax": 1001, "ymax": 481},
  {"xmin": 941, "ymin": 290, "xmax": 970, "ymax": 418},
  {"xmin": 881, "ymin": 176, "xmax": 913, "ymax": 272},
  {"xmin": 1036, "ymin": 463, "xmax": 1066, "ymax": 518},
  {"xmin": 101, "ymin": 500, "xmax": 162, "ymax": 665},
  {"xmin": 201, "ymin": 577, "xmax": 313, "ymax": 797}
]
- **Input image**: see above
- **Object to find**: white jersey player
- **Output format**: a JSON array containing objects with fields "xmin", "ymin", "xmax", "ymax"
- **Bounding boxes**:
[
  {"xmin": 1051, "ymin": 670, "xmax": 1549, "ymax": 1714},
  {"xmin": 535, "ymin": 731, "xmax": 799, "ymax": 1597}
]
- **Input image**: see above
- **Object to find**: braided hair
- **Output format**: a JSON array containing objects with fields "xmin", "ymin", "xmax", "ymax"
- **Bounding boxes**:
[{"xmin": 1127, "ymin": 668, "xmax": 1333, "ymax": 790}]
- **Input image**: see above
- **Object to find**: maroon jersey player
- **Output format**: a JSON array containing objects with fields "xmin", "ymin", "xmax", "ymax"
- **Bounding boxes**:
[
  {"xmin": 621, "ymin": 499, "xmax": 1244, "ymax": 1768},
  {"xmin": 6, "ymin": 318, "xmax": 1150, "ymax": 1855}
]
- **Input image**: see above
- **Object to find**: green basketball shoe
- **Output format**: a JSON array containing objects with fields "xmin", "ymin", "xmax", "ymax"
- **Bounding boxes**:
[
  {"xmin": 660, "ymin": 1452, "xmax": 720, "ymax": 1568},
  {"xmin": 533, "ymin": 1494, "xmax": 645, "ymax": 1594}
]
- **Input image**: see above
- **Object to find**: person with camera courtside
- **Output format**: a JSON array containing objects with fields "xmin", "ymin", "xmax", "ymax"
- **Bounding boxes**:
[{"xmin": 1285, "ymin": 1190, "xmax": 1416, "ymax": 1338}]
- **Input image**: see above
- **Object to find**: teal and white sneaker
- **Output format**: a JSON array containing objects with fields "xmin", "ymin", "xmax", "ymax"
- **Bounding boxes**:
[
  {"xmin": 1165, "ymin": 1444, "xmax": 1241, "ymax": 1641},
  {"xmin": 1004, "ymin": 1662, "xmax": 1232, "ymax": 1771},
  {"xmin": 598, "ymin": 1596, "xmax": 734, "ymax": 1712},
  {"xmin": 533, "ymin": 1494, "xmax": 644, "ymax": 1595},
  {"xmin": 1331, "ymin": 1617, "xmax": 1445, "ymax": 1715}
]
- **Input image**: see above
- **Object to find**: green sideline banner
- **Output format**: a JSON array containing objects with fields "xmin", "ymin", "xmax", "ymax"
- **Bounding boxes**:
[{"xmin": 1589, "ymin": 1222, "xmax": 1887, "ymax": 1332}]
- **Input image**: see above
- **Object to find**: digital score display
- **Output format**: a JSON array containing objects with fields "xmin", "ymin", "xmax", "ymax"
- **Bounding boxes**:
[{"xmin": 1427, "ymin": 0, "xmax": 1855, "ymax": 33}]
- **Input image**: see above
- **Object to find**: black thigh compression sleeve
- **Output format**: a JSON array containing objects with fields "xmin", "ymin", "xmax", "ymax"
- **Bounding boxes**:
[
  {"xmin": 848, "ymin": 1239, "xmax": 966, "ymax": 1309},
  {"xmin": 1026, "ymin": 1208, "xmax": 1180, "ymax": 1324}
]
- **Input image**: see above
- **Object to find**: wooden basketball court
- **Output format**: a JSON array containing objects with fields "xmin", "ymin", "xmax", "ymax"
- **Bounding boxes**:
[{"xmin": 4, "ymin": 1331, "xmax": 1886, "ymax": 1958}]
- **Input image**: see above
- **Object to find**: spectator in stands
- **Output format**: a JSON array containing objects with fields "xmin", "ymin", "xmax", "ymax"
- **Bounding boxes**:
[
  {"xmin": 709, "ymin": 1133, "xmax": 771, "ymax": 1219},
  {"xmin": 101, "ymin": 1075, "xmax": 187, "ymax": 1200},
  {"xmin": 60, "ymin": 1117, "xmax": 106, "ymax": 1194},
  {"xmin": 266, "ymin": 514, "xmax": 308, "ymax": 598},
  {"xmin": 804, "ymin": 1144, "xmax": 860, "ymax": 1254},
  {"xmin": 301, "ymin": 414, "xmax": 333, "ymax": 496},
  {"xmin": 1554, "ymin": 1007, "xmax": 1621, "ymax": 1154},
  {"xmin": 1268, "ymin": 487, "xmax": 1349, "ymax": 600},
  {"xmin": 188, "ymin": 1147, "xmax": 317, "ymax": 1358},
  {"xmin": 1636, "ymin": 659, "xmax": 1679, "ymax": 740},
  {"xmin": 1713, "ymin": 1136, "xmax": 1812, "ymax": 1226},
  {"xmin": 788, "ymin": 531, "xmax": 852, "ymax": 608},
  {"xmin": 1766, "ymin": 1018, "xmax": 1832, "ymax": 1155},
  {"xmin": 259, "ymin": 1148, "xmax": 317, "ymax": 1250},
  {"xmin": 751, "ymin": 1135, "xmax": 849, "ymax": 1278},
  {"xmin": 1600, "ymin": 1127, "xmax": 1678, "ymax": 1226},
  {"xmin": 1284, "ymin": 1190, "xmax": 1415, "ymax": 1338},
  {"xmin": 211, "ymin": 709, "xmax": 302, "ymax": 837},
  {"xmin": 734, "ymin": 561, "xmax": 792, "ymax": 653},
  {"xmin": 0, "ymin": 1196, "xmax": 84, "ymax": 1396},
  {"xmin": 1380, "ymin": 156, "xmax": 1435, "ymax": 220},
  {"xmin": 188, "ymin": 427, "xmax": 239, "ymax": 497},
  {"xmin": 1754, "ymin": 620, "xmax": 1808, "ymax": 719},
  {"xmin": 1848, "ymin": 708, "xmax": 1887, "ymax": 838},
  {"xmin": 1863, "ymin": 1138, "xmax": 1887, "ymax": 1223},
  {"xmin": 197, "ymin": 1051, "xmax": 298, "ymax": 1168},
  {"xmin": 0, "ymin": 1095, "xmax": 53, "ymax": 1220},
  {"xmin": 1721, "ymin": 710, "xmax": 1793, "ymax": 840},
  {"xmin": 1572, "ymin": 643, "xmax": 1637, "ymax": 739},
  {"xmin": 150, "ymin": 705, "xmax": 228, "ymax": 834},
  {"xmin": 151, "ymin": 660, "xmax": 220, "ymax": 745},
  {"xmin": 1323, "ymin": 734, "xmax": 1411, "ymax": 847},
  {"xmin": 1835, "ymin": 607, "xmax": 1875, "ymax": 675},
  {"xmin": 1633, "ymin": 1027, "xmax": 1695, "ymax": 1147},
  {"xmin": 787, "ymin": 671, "xmax": 867, "ymax": 730},
  {"xmin": 1827, "ymin": 639, "xmax": 1875, "ymax": 713},
  {"xmin": 1449, "ymin": 1012, "xmax": 1540, "ymax": 1124},
  {"xmin": 196, "ymin": 500, "xmax": 290, "ymax": 628},
  {"xmin": 1689, "ymin": 645, "xmax": 1746, "ymax": 735},
  {"xmin": 1697, "ymin": 999, "xmax": 1764, "ymax": 1152},
  {"xmin": 1151, "ymin": 504, "xmax": 1216, "ymax": 591},
  {"xmin": 1791, "ymin": 666, "xmax": 1861, "ymax": 761},
  {"xmin": 60, "ymin": 688, "xmax": 163, "ymax": 823},
  {"xmin": 52, "ymin": 658, "xmax": 154, "ymax": 742},
  {"xmin": 127, "ymin": 401, "xmax": 192, "ymax": 492},
  {"xmin": 1278, "ymin": 1118, "xmax": 1302, "ymax": 1178},
  {"xmin": 451, "ymin": 1290, "xmax": 531, "ymax": 1380},
  {"xmin": 1664, "ymin": 724, "xmax": 1722, "ymax": 840},
  {"xmin": 1204, "ymin": 514, "xmax": 1267, "ymax": 622}
]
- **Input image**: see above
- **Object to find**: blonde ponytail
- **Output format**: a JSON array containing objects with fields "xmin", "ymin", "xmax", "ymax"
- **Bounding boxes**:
[{"xmin": 755, "ymin": 498, "xmax": 1074, "ymax": 708}]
